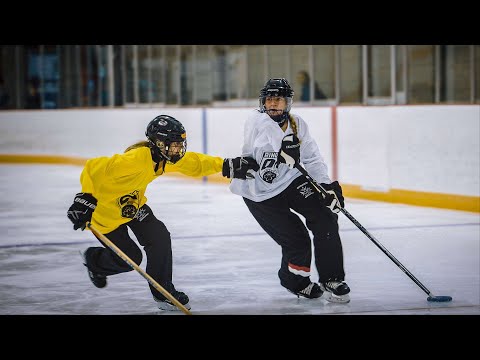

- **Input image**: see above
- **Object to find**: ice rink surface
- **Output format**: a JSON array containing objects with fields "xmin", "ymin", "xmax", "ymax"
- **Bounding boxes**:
[{"xmin": 0, "ymin": 164, "xmax": 478, "ymax": 317}]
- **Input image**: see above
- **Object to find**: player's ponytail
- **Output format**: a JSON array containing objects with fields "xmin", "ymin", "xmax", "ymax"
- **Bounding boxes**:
[{"xmin": 289, "ymin": 115, "xmax": 300, "ymax": 141}]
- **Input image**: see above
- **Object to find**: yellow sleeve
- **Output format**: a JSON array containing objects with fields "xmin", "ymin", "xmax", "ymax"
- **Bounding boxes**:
[
  {"xmin": 79, "ymin": 148, "xmax": 150, "ymax": 195},
  {"xmin": 164, "ymin": 152, "xmax": 223, "ymax": 177},
  {"xmin": 106, "ymin": 147, "xmax": 153, "ymax": 179},
  {"xmin": 80, "ymin": 163, "xmax": 95, "ymax": 194},
  {"xmin": 80, "ymin": 157, "xmax": 106, "ymax": 194}
]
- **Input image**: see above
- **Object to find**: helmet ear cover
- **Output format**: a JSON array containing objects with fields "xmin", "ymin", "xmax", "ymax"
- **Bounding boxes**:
[{"xmin": 149, "ymin": 140, "xmax": 166, "ymax": 163}]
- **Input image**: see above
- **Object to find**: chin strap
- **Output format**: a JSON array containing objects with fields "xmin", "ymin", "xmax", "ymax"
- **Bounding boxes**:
[
  {"xmin": 150, "ymin": 144, "xmax": 167, "ymax": 173},
  {"xmin": 154, "ymin": 158, "xmax": 168, "ymax": 173},
  {"xmin": 264, "ymin": 109, "xmax": 289, "ymax": 125},
  {"xmin": 276, "ymin": 112, "xmax": 290, "ymax": 128}
]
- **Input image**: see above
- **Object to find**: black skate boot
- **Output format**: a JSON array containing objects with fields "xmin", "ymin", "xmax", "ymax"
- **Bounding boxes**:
[
  {"xmin": 288, "ymin": 282, "xmax": 323, "ymax": 299},
  {"xmin": 80, "ymin": 248, "xmax": 107, "ymax": 289},
  {"xmin": 320, "ymin": 279, "xmax": 350, "ymax": 303},
  {"xmin": 154, "ymin": 289, "xmax": 191, "ymax": 311}
]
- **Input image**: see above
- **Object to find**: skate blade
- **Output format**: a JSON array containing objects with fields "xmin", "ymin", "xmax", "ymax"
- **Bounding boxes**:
[
  {"xmin": 79, "ymin": 249, "xmax": 87, "ymax": 265},
  {"xmin": 321, "ymin": 291, "xmax": 350, "ymax": 304},
  {"xmin": 287, "ymin": 289, "xmax": 323, "ymax": 299},
  {"xmin": 156, "ymin": 300, "xmax": 191, "ymax": 311}
]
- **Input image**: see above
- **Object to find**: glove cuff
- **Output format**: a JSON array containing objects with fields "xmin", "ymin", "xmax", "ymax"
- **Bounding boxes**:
[
  {"xmin": 74, "ymin": 193, "xmax": 97, "ymax": 210},
  {"xmin": 222, "ymin": 158, "xmax": 234, "ymax": 178}
]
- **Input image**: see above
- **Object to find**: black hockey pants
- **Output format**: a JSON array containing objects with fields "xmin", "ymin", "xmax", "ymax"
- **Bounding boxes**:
[
  {"xmin": 243, "ymin": 175, "xmax": 346, "ymax": 293},
  {"xmin": 86, "ymin": 204, "xmax": 174, "ymax": 300}
]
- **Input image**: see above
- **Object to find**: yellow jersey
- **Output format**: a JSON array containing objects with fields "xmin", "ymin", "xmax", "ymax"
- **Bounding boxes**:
[{"xmin": 80, "ymin": 146, "xmax": 223, "ymax": 234}]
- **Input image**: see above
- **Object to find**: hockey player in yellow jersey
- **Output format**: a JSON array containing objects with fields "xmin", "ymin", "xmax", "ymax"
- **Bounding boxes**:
[{"xmin": 67, "ymin": 114, "xmax": 259, "ymax": 311}]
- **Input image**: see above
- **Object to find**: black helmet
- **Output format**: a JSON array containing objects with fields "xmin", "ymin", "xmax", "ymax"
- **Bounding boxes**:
[
  {"xmin": 259, "ymin": 78, "xmax": 294, "ymax": 123},
  {"xmin": 145, "ymin": 115, "xmax": 187, "ymax": 164}
]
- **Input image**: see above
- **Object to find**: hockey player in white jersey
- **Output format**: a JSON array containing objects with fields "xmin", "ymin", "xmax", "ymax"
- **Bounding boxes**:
[{"xmin": 229, "ymin": 78, "xmax": 350, "ymax": 303}]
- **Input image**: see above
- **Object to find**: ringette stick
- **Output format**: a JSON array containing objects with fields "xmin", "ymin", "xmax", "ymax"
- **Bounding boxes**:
[
  {"xmin": 294, "ymin": 163, "xmax": 452, "ymax": 303},
  {"xmin": 86, "ymin": 222, "xmax": 193, "ymax": 314}
]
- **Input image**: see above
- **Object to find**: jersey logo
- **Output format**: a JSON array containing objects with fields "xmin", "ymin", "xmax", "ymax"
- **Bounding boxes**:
[
  {"xmin": 259, "ymin": 151, "xmax": 279, "ymax": 184},
  {"xmin": 297, "ymin": 181, "xmax": 315, "ymax": 199},
  {"xmin": 133, "ymin": 206, "xmax": 150, "ymax": 222},
  {"xmin": 117, "ymin": 190, "xmax": 139, "ymax": 218}
]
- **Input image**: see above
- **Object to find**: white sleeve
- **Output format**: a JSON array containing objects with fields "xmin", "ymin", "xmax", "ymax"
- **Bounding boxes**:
[
  {"xmin": 242, "ymin": 110, "xmax": 276, "ymax": 158},
  {"xmin": 241, "ymin": 111, "xmax": 257, "ymax": 156},
  {"xmin": 297, "ymin": 116, "xmax": 332, "ymax": 184}
]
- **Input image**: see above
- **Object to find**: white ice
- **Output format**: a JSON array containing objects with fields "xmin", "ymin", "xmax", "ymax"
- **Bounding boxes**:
[{"xmin": 0, "ymin": 164, "xmax": 478, "ymax": 315}]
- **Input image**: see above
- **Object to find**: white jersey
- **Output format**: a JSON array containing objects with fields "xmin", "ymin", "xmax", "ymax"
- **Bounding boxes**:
[{"xmin": 229, "ymin": 109, "xmax": 332, "ymax": 202}]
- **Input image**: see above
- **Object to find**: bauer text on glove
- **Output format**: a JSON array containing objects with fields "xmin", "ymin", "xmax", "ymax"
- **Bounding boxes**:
[
  {"xmin": 277, "ymin": 133, "xmax": 300, "ymax": 169},
  {"xmin": 222, "ymin": 156, "xmax": 259, "ymax": 179},
  {"xmin": 67, "ymin": 192, "xmax": 97, "ymax": 230}
]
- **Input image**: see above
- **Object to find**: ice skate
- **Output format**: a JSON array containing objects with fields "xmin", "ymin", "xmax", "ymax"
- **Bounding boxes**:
[
  {"xmin": 80, "ymin": 248, "xmax": 107, "ymax": 289},
  {"xmin": 320, "ymin": 279, "xmax": 350, "ymax": 303},
  {"xmin": 288, "ymin": 282, "xmax": 323, "ymax": 299},
  {"xmin": 154, "ymin": 290, "xmax": 191, "ymax": 311}
]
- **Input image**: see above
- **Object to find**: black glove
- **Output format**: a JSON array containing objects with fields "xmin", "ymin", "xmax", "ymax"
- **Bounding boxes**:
[
  {"xmin": 222, "ymin": 156, "xmax": 259, "ymax": 179},
  {"xmin": 320, "ymin": 181, "xmax": 344, "ymax": 214},
  {"xmin": 67, "ymin": 193, "xmax": 97, "ymax": 230},
  {"xmin": 277, "ymin": 134, "xmax": 300, "ymax": 169}
]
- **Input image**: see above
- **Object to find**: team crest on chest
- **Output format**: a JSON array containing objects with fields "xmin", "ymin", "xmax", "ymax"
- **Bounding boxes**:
[
  {"xmin": 117, "ymin": 190, "xmax": 139, "ymax": 218},
  {"xmin": 260, "ymin": 152, "xmax": 279, "ymax": 184}
]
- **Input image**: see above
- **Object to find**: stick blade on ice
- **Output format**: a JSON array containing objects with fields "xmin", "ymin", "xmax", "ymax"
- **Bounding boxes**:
[{"xmin": 427, "ymin": 295, "xmax": 452, "ymax": 302}]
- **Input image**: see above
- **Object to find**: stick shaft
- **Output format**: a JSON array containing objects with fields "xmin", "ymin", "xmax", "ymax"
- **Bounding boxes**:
[
  {"xmin": 87, "ymin": 222, "xmax": 192, "ymax": 315},
  {"xmin": 295, "ymin": 164, "xmax": 434, "ymax": 297}
]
